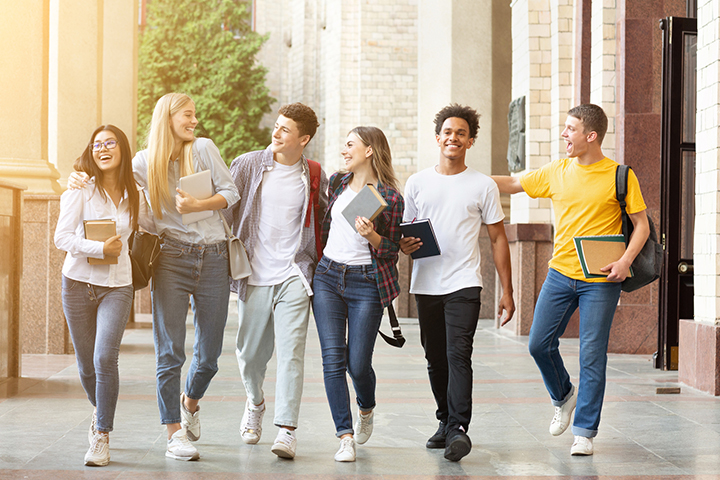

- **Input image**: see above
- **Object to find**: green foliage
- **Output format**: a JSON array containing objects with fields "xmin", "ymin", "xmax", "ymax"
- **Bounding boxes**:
[{"xmin": 138, "ymin": 0, "xmax": 274, "ymax": 164}]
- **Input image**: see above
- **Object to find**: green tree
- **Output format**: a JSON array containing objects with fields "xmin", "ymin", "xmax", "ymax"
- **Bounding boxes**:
[{"xmin": 138, "ymin": 0, "xmax": 274, "ymax": 163}]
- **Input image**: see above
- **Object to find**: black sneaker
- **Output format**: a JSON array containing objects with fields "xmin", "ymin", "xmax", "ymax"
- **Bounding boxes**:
[
  {"xmin": 444, "ymin": 429, "xmax": 472, "ymax": 462},
  {"xmin": 426, "ymin": 421, "xmax": 447, "ymax": 449}
]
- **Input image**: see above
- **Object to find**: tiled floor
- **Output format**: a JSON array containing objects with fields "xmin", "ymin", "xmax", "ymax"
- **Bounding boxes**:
[{"xmin": 2, "ymin": 294, "xmax": 720, "ymax": 479}]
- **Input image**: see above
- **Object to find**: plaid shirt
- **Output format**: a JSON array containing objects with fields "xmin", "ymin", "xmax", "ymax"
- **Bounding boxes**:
[
  {"xmin": 222, "ymin": 146, "xmax": 328, "ymax": 301},
  {"xmin": 321, "ymin": 172, "xmax": 404, "ymax": 308}
]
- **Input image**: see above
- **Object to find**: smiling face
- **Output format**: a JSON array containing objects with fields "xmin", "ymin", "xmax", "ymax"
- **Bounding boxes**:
[
  {"xmin": 170, "ymin": 101, "xmax": 198, "ymax": 144},
  {"xmin": 341, "ymin": 133, "xmax": 372, "ymax": 172},
  {"xmin": 561, "ymin": 115, "xmax": 594, "ymax": 158},
  {"xmin": 92, "ymin": 130, "xmax": 122, "ymax": 174},
  {"xmin": 270, "ymin": 115, "xmax": 310, "ymax": 156},
  {"xmin": 436, "ymin": 117, "xmax": 474, "ymax": 161}
]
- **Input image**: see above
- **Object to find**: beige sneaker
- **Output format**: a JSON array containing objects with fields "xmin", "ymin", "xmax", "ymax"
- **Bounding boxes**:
[
  {"xmin": 354, "ymin": 410, "xmax": 374, "ymax": 445},
  {"xmin": 549, "ymin": 386, "xmax": 577, "ymax": 436},
  {"xmin": 334, "ymin": 436, "xmax": 356, "ymax": 462},
  {"xmin": 240, "ymin": 400, "xmax": 265, "ymax": 444},
  {"xmin": 571, "ymin": 435, "xmax": 594, "ymax": 456},
  {"xmin": 88, "ymin": 409, "xmax": 97, "ymax": 446},
  {"xmin": 84, "ymin": 432, "xmax": 110, "ymax": 466},
  {"xmin": 166, "ymin": 429, "xmax": 200, "ymax": 461},
  {"xmin": 180, "ymin": 393, "xmax": 201, "ymax": 441},
  {"xmin": 271, "ymin": 428, "xmax": 297, "ymax": 459}
]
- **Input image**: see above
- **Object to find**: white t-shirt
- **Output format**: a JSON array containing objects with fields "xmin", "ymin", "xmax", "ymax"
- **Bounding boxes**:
[
  {"xmin": 323, "ymin": 188, "xmax": 373, "ymax": 265},
  {"xmin": 403, "ymin": 166, "xmax": 505, "ymax": 295},
  {"xmin": 248, "ymin": 160, "xmax": 305, "ymax": 286}
]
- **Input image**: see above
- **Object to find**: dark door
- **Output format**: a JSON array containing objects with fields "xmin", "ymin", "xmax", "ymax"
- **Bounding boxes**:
[{"xmin": 657, "ymin": 16, "xmax": 697, "ymax": 370}]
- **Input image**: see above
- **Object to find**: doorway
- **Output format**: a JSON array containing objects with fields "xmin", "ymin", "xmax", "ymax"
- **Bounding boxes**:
[{"xmin": 657, "ymin": 16, "xmax": 697, "ymax": 370}]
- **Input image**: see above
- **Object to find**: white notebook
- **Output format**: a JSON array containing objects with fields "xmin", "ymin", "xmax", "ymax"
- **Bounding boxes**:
[{"xmin": 178, "ymin": 170, "xmax": 214, "ymax": 225}]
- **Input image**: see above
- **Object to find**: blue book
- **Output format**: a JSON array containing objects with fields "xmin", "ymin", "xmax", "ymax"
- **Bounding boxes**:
[{"xmin": 400, "ymin": 219, "xmax": 441, "ymax": 259}]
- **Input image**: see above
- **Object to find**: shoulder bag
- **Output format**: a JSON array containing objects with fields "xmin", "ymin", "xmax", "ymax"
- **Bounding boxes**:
[{"xmin": 221, "ymin": 214, "xmax": 251, "ymax": 280}]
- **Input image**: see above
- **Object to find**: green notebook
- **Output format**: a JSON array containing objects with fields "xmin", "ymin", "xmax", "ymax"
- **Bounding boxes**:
[{"xmin": 574, "ymin": 234, "xmax": 633, "ymax": 278}]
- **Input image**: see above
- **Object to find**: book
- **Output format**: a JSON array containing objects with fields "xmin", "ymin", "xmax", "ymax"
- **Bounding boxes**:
[
  {"xmin": 178, "ymin": 169, "xmax": 214, "ymax": 225},
  {"xmin": 341, "ymin": 184, "xmax": 388, "ymax": 232},
  {"xmin": 83, "ymin": 219, "xmax": 118, "ymax": 265},
  {"xmin": 573, "ymin": 234, "xmax": 633, "ymax": 278},
  {"xmin": 399, "ymin": 218, "xmax": 441, "ymax": 259}
]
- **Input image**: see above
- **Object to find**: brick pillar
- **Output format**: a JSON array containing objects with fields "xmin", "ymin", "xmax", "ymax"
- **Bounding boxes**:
[{"xmin": 679, "ymin": 0, "xmax": 720, "ymax": 395}]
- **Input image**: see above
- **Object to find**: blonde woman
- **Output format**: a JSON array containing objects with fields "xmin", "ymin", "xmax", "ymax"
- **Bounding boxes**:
[
  {"xmin": 69, "ymin": 92, "xmax": 239, "ymax": 461},
  {"xmin": 312, "ymin": 126, "xmax": 404, "ymax": 461}
]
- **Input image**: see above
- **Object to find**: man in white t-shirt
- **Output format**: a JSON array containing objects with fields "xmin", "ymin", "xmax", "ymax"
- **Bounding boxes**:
[
  {"xmin": 224, "ymin": 103, "xmax": 328, "ymax": 459},
  {"xmin": 400, "ymin": 104, "xmax": 515, "ymax": 462}
]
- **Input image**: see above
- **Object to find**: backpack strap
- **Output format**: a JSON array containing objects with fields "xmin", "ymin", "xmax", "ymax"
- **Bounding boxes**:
[
  {"xmin": 616, "ymin": 164, "xmax": 631, "ymax": 245},
  {"xmin": 305, "ymin": 159, "xmax": 323, "ymax": 259}
]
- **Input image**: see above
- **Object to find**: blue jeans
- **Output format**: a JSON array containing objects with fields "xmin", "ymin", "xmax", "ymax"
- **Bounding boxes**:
[
  {"xmin": 236, "ymin": 275, "xmax": 311, "ymax": 428},
  {"xmin": 151, "ymin": 237, "xmax": 230, "ymax": 425},
  {"xmin": 312, "ymin": 256, "xmax": 384, "ymax": 437},
  {"xmin": 61, "ymin": 276, "xmax": 133, "ymax": 432},
  {"xmin": 529, "ymin": 268, "xmax": 622, "ymax": 438}
]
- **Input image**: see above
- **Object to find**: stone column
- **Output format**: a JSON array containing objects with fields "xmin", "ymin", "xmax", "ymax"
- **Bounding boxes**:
[
  {"xmin": 679, "ymin": 0, "xmax": 720, "ymax": 395},
  {"xmin": 589, "ymin": 0, "xmax": 617, "ymax": 160},
  {"xmin": 509, "ymin": 0, "xmax": 553, "ymax": 224},
  {"xmin": 0, "ymin": 1, "xmax": 62, "ymax": 194},
  {"xmin": 550, "ymin": 0, "xmax": 575, "ymax": 158}
]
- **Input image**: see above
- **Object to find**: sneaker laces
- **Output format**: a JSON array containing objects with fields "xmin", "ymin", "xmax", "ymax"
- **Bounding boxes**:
[
  {"xmin": 357, "ymin": 413, "xmax": 372, "ymax": 436},
  {"xmin": 275, "ymin": 430, "xmax": 295, "ymax": 446},
  {"xmin": 339, "ymin": 437, "xmax": 354, "ymax": 453},
  {"xmin": 89, "ymin": 433, "xmax": 107, "ymax": 454},
  {"xmin": 551, "ymin": 406, "xmax": 563, "ymax": 424},
  {"xmin": 245, "ymin": 405, "xmax": 264, "ymax": 430},
  {"xmin": 170, "ymin": 431, "xmax": 193, "ymax": 449}
]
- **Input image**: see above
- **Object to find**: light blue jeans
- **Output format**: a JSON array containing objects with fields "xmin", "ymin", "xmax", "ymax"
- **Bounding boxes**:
[
  {"xmin": 312, "ymin": 256, "xmax": 384, "ymax": 437},
  {"xmin": 151, "ymin": 236, "xmax": 230, "ymax": 425},
  {"xmin": 236, "ymin": 275, "xmax": 311, "ymax": 428},
  {"xmin": 62, "ymin": 275, "xmax": 133, "ymax": 432},
  {"xmin": 528, "ymin": 268, "xmax": 622, "ymax": 438}
]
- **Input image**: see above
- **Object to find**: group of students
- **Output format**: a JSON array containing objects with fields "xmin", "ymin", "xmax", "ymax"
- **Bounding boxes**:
[{"xmin": 54, "ymin": 94, "xmax": 649, "ymax": 468}]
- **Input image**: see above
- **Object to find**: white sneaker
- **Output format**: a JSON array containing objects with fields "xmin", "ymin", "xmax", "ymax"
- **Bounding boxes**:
[
  {"xmin": 334, "ymin": 436, "xmax": 356, "ymax": 462},
  {"xmin": 84, "ymin": 432, "xmax": 110, "ymax": 466},
  {"xmin": 180, "ymin": 393, "xmax": 201, "ymax": 441},
  {"xmin": 549, "ymin": 386, "xmax": 577, "ymax": 436},
  {"xmin": 354, "ymin": 410, "xmax": 374, "ymax": 445},
  {"xmin": 88, "ymin": 409, "xmax": 97, "ymax": 445},
  {"xmin": 571, "ymin": 435, "xmax": 594, "ymax": 455},
  {"xmin": 271, "ymin": 428, "xmax": 297, "ymax": 459},
  {"xmin": 166, "ymin": 429, "xmax": 200, "ymax": 461},
  {"xmin": 240, "ymin": 400, "xmax": 265, "ymax": 444}
]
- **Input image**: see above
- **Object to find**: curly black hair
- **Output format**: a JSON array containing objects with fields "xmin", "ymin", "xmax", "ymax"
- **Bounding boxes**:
[{"xmin": 433, "ymin": 104, "xmax": 481, "ymax": 140}]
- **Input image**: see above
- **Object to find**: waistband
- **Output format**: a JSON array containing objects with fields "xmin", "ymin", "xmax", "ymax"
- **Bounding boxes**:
[
  {"xmin": 161, "ymin": 235, "xmax": 227, "ymax": 254},
  {"xmin": 319, "ymin": 255, "xmax": 374, "ymax": 274}
]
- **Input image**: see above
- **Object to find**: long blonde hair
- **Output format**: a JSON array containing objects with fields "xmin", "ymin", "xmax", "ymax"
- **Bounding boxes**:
[
  {"xmin": 350, "ymin": 126, "xmax": 399, "ymax": 190},
  {"xmin": 146, "ymin": 93, "xmax": 195, "ymax": 218}
]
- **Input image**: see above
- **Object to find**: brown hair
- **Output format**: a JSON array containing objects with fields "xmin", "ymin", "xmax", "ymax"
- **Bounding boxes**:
[
  {"xmin": 278, "ymin": 103, "xmax": 319, "ymax": 140},
  {"xmin": 349, "ymin": 126, "xmax": 399, "ymax": 191},
  {"xmin": 567, "ymin": 104, "xmax": 608, "ymax": 144}
]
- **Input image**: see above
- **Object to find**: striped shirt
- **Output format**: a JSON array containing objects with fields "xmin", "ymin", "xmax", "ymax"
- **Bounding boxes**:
[{"xmin": 321, "ymin": 172, "xmax": 404, "ymax": 308}]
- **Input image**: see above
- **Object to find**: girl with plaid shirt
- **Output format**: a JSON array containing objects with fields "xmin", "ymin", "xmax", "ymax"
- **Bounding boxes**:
[{"xmin": 312, "ymin": 126, "xmax": 404, "ymax": 462}]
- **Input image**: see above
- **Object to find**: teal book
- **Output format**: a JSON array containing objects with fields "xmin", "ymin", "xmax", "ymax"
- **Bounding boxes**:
[{"xmin": 573, "ymin": 234, "xmax": 633, "ymax": 278}]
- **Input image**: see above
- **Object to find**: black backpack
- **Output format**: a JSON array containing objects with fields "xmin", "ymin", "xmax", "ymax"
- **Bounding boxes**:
[{"xmin": 615, "ymin": 165, "xmax": 664, "ymax": 292}]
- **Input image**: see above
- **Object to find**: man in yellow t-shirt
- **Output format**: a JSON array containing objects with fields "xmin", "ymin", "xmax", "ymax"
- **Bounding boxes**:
[{"xmin": 492, "ymin": 104, "xmax": 650, "ymax": 456}]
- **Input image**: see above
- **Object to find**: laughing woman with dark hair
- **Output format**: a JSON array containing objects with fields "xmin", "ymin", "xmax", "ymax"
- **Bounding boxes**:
[{"xmin": 54, "ymin": 125, "xmax": 154, "ymax": 466}]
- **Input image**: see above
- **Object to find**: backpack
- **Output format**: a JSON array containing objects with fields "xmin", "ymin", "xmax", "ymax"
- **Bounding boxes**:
[
  {"xmin": 615, "ymin": 165, "xmax": 664, "ymax": 292},
  {"xmin": 306, "ymin": 159, "xmax": 324, "ymax": 260}
]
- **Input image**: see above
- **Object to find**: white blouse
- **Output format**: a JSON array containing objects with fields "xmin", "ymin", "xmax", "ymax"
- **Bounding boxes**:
[{"xmin": 54, "ymin": 178, "xmax": 155, "ymax": 287}]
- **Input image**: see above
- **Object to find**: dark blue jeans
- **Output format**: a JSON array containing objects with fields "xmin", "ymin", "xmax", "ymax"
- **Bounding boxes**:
[
  {"xmin": 312, "ymin": 256, "xmax": 384, "ymax": 437},
  {"xmin": 151, "ymin": 237, "xmax": 230, "ymax": 425},
  {"xmin": 416, "ymin": 287, "xmax": 482, "ymax": 435},
  {"xmin": 528, "ymin": 268, "xmax": 622, "ymax": 437},
  {"xmin": 62, "ymin": 276, "xmax": 134, "ymax": 432}
]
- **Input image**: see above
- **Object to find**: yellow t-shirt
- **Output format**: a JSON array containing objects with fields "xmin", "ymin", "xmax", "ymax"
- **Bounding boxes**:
[{"xmin": 520, "ymin": 157, "xmax": 647, "ymax": 282}]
